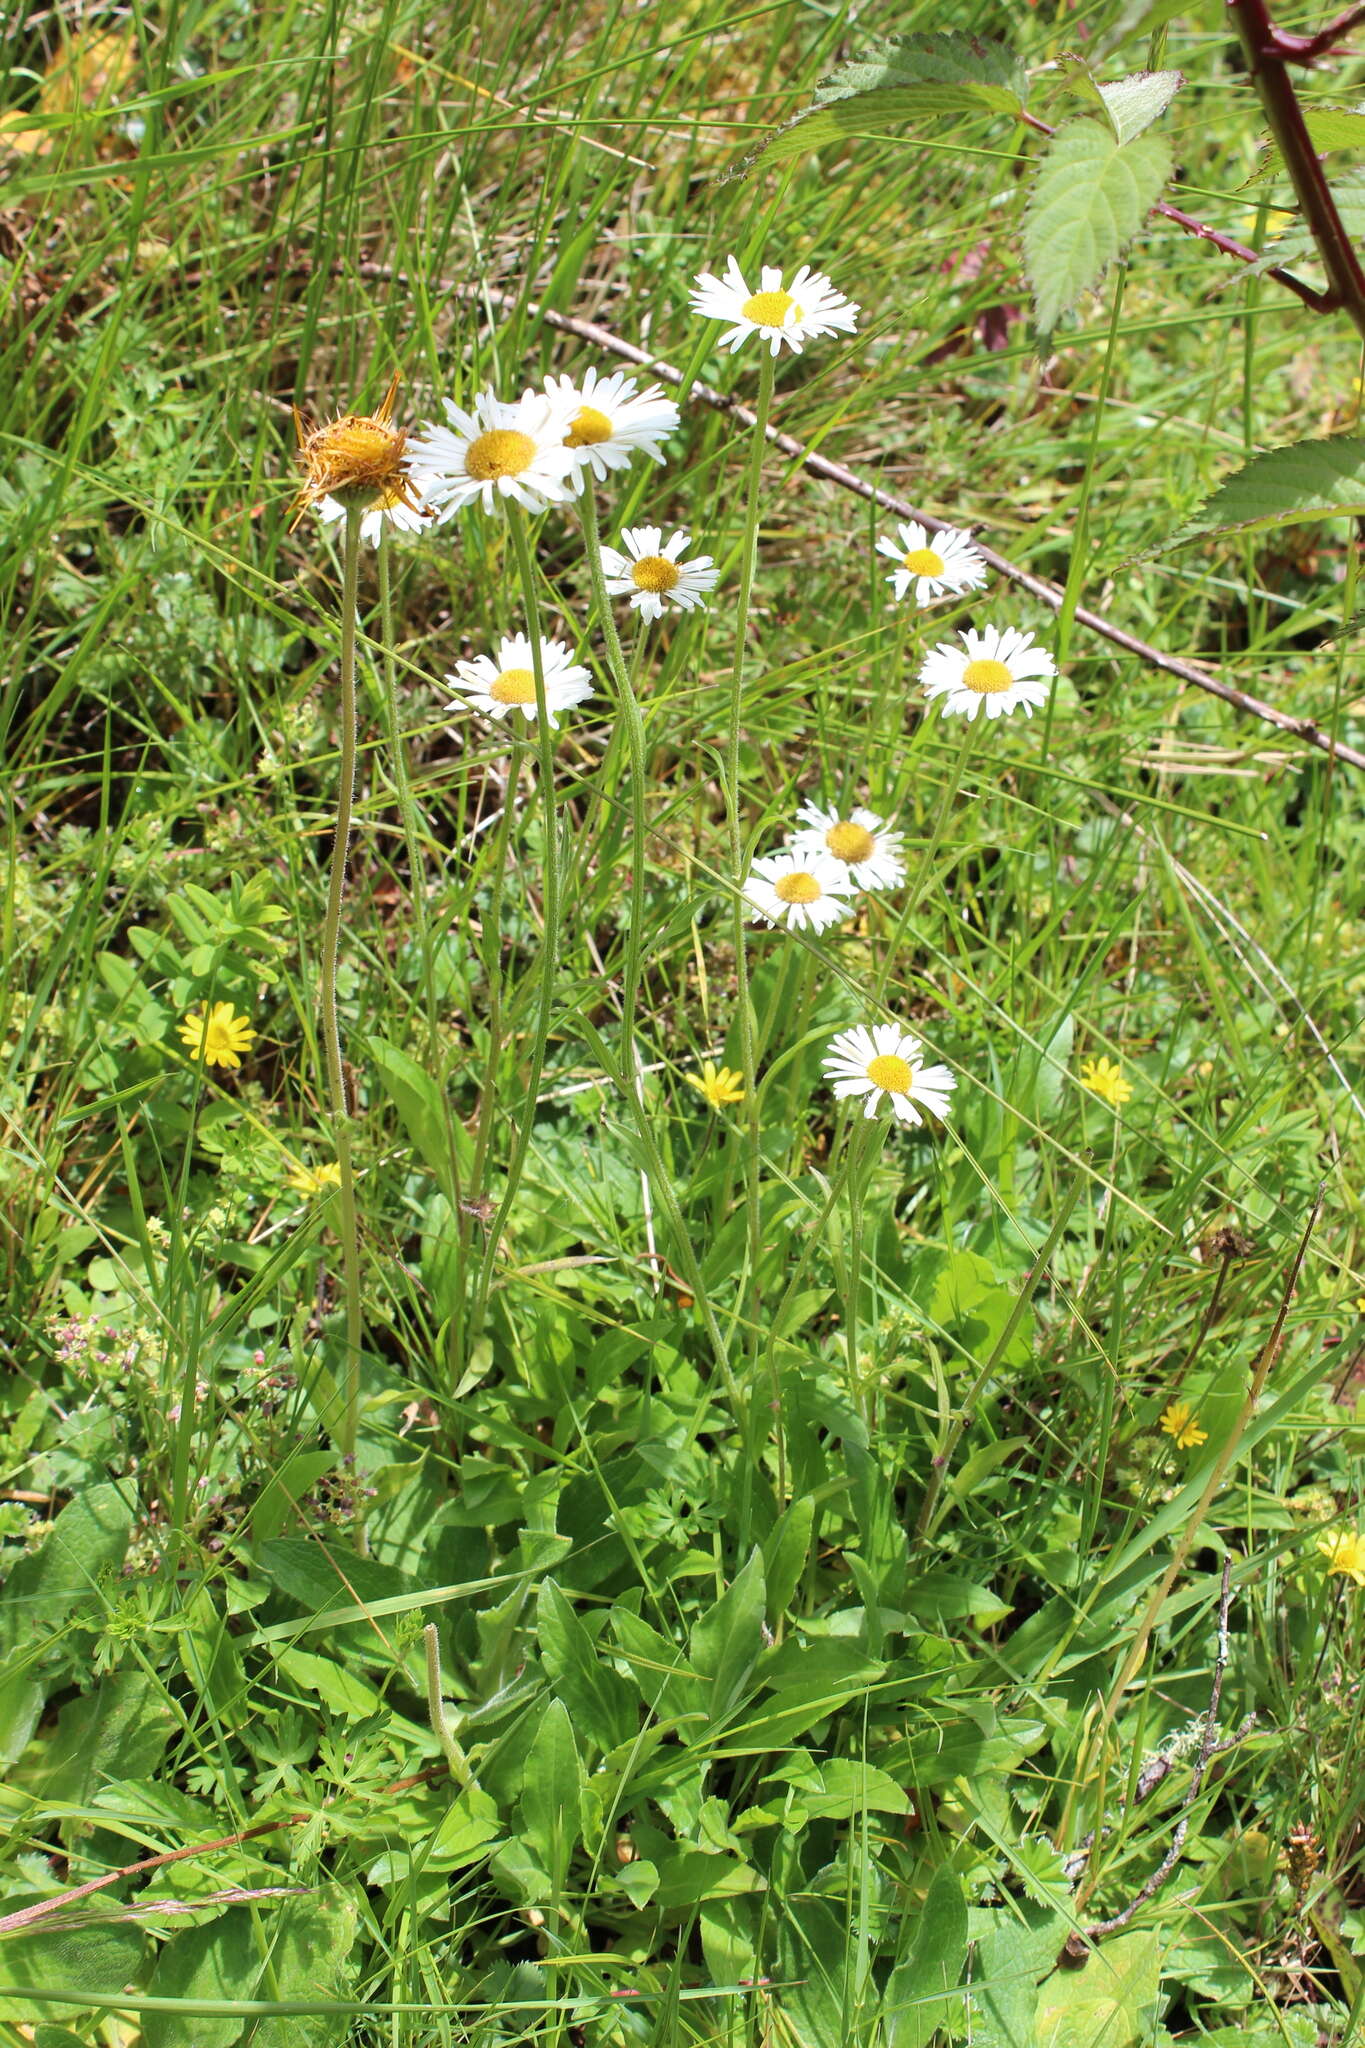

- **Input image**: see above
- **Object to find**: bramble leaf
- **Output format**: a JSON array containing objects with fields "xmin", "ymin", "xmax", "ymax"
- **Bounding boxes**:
[
  {"xmin": 1023, "ymin": 117, "xmax": 1172, "ymax": 332},
  {"xmin": 1169, "ymin": 437, "xmax": 1365, "ymax": 544}
]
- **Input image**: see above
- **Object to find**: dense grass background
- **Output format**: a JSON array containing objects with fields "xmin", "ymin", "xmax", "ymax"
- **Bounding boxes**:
[{"xmin": 3, "ymin": 0, "xmax": 1365, "ymax": 2042}]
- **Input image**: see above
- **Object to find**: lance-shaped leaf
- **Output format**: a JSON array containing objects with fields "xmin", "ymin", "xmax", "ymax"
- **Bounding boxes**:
[
  {"xmin": 1168, "ymin": 437, "xmax": 1365, "ymax": 546},
  {"xmin": 1023, "ymin": 117, "xmax": 1172, "ymax": 333}
]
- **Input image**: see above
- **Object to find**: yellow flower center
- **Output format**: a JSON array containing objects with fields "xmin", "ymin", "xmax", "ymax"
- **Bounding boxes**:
[
  {"xmin": 826, "ymin": 821, "xmax": 876, "ymax": 864},
  {"xmin": 866, "ymin": 1054, "xmax": 913, "ymax": 1095},
  {"xmin": 631, "ymin": 554, "xmax": 681, "ymax": 594},
  {"xmin": 742, "ymin": 289, "xmax": 801, "ymax": 326},
  {"xmin": 465, "ymin": 428, "xmax": 536, "ymax": 481},
  {"xmin": 490, "ymin": 667, "xmax": 537, "ymax": 705},
  {"xmin": 775, "ymin": 871, "xmax": 822, "ymax": 905},
  {"xmin": 565, "ymin": 404, "xmax": 614, "ymax": 448},
  {"xmin": 902, "ymin": 547, "xmax": 945, "ymax": 577},
  {"xmin": 961, "ymin": 657, "xmax": 1014, "ymax": 695}
]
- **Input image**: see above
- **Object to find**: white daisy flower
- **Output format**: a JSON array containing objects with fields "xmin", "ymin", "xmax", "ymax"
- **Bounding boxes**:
[
  {"xmin": 791, "ymin": 802, "xmax": 905, "ymax": 892},
  {"xmin": 876, "ymin": 521, "xmax": 988, "ymax": 607},
  {"xmin": 600, "ymin": 526, "xmax": 717, "ymax": 622},
  {"xmin": 316, "ymin": 483, "xmax": 432, "ymax": 548},
  {"xmin": 689, "ymin": 257, "xmax": 859, "ymax": 357},
  {"xmin": 823, "ymin": 1024, "xmax": 957, "ymax": 1125},
  {"xmin": 543, "ymin": 366, "xmax": 681, "ymax": 484},
  {"xmin": 446, "ymin": 633, "xmax": 594, "ymax": 729},
  {"xmin": 919, "ymin": 624, "xmax": 1057, "ymax": 722},
  {"xmin": 742, "ymin": 850, "xmax": 855, "ymax": 934},
  {"xmin": 405, "ymin": 387, "xmax": 578, "ymax": 517}
]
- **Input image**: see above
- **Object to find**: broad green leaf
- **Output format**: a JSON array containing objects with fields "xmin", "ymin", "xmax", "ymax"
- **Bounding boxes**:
[
  {"xmin": 1171, "ymin": 437, "xmax": 1365, "ymax": 544},
  {"xmin": 904, "ymin": 1571, "xmax": 1012, "ymax": 1626},
  {"xmin": 536, "ymin": 1580, "xmax": 636, "ymax": 1753},
  {"xmin": 884, "ymin": 1865, "xmax": 968, "ymax": 2048},
  {"xmin": 775, "ymin": 1894, "xmax": 849, "ymax": 2048},
  {"xmin": 141, "ymin": 1912, "xmax": 257, "ymax": 2048},
  {"xmin": 689, "ymin": 1548, "xmax": 767, "ymax": 1720},
  {"xmin": 254, "ymin": 1892, "xmax": 360, "ymax": 2047},
  {"xmin": 733, "ymin": 31, "xmax": 1025, "ymax": 176},
  {"xmin": 0, "ymin": 1924, "xmax": 146, "ymax": 2028},
  {"xmin": 1302, "ymin": 104, "xmax": 1365, "ymax": 152},
  {"xmin": 277, "ymin": 1647, "xmax": 382, "ymax": 1720},
  {"xmin": 518, "ymin": 1699, "xmax": 582, "ymax": 1902},
  {"xmin": 10, "ymin": 1669, "xmax": 173, "ymax": 1805},
  {"xmin": 1057, "ymin": 57, "xmax": 1183, "ymax": 143},
  {"xmin": 248, "ymin": 1450, "xmax": 339, "ymax": 1545},
  {"xmin": 1035, "ymin": 1929, "xmax": 1160, "ymax": 2048},
  {"xmin": 1023, "ymin": 118, "xmax": 1172, "ymax": 332},
  {"xmin": 0, "ymin": 1482, "xmax": 133, "ymax": 1654},
  {"xmin": 966, "ymin": 1905, "xmax": 1070, "ymax": 2048}
]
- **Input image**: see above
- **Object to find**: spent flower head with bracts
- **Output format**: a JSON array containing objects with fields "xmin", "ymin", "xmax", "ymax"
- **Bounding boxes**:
[
  {"xmin": 544, "ymin": 366, "xmax": 682, "ymax": 484},
  {"xmin": 600, "ymin": 526, "xmax": 717, "ymax": 622},
  {"xmin": 743, "ymin": 849, "xmax": 855, "ymax": 935},
  {"xmin": 178, "ymin": 1002, "xmax": 256, "ymax": 1070},
  {"xmin": 290, "ymin": 371, "xmax": 428, "ymax": 533},
  {"xmin": 446, "ymin": 633, "xmax": 594, "ymax": 729},
  {"xmin": 690, "ymin": 257, "xmax": 860, "ymax": 356},
  {"xmin": 406, "ymin": 387, "xmax": 578, "ymax": 517},
  {"xmin": 1079, "ymin": 1056, "xmax": 1134, "ymax": 1108},
  {"xmin": 685, "ymin": 1061, "xmax": 746, "ymax": 1109},
  {"xmin": 919, "ymin": 624, "xmax": 1057, "ymax": 722},
  {"xmin": 1316, "ymin": 1528, "xmax": 1365, "ymax": 1585},
  {"xmin": 876, "ymin": 521, "xmax": 988, "ymax": 607},
  {"xmin": 1160, "ymin": 1400, "xmax": 1208, "ymax": 1451},
  {"xmin": 792, "ymin": 801, "xmax": 905, "ymax": 892},
  {"xmin": 823, "ymin": 1024, "xmax": 957, "ymax": 1126}
]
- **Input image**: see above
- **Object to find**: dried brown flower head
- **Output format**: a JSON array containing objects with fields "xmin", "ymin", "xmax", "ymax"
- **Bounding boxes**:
[{"xmin": 289, "ymin": 371, "xmax": 424, "ymax": 529}]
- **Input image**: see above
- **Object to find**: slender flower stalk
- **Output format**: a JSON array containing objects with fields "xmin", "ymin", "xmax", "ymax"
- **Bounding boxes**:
[
  {"xmin": 579, "ymin": 472, "xmax": 649, "ymax": 1077},
  {"xmin": 472, "ymin": 512, "xmax": 564, "ymax": 1328},
  {"xmin": 727, "ymin": 350, "xmax": 777, "ymax": 1280},
  {"xmin": 377, "ymin": 535, "xmax": 439, "ymax": 1058},
  {"xmin": 321, "ymin": 503, "xmax": 365, "ymax": 1469}
]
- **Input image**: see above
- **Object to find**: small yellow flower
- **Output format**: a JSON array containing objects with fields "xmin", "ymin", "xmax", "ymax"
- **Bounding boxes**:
[
  {"xmin": 1355, "ymin": 1294, "xmax": 1365, "ymax": 1317},
  {"xmin": 685, "ymin": 1061, "xmax": 746, "ymax": 1109},
  {"xmin": 1238, "ymin": 207, "xmax": 1295, "ymax": 242},
  {"xmin": 1315, "ymin": 1528, "xmax": 1365, "ymax": 1586},
  {"xmin": 1079, "ymin": 1056, "xmax": 1133, "ymax": 1108},
  {"xmin": 1160, "ymin": 1400, "xmax": 1208, "ymax": 1451},
  {"xmin": 177, "ymin": 1002, "xmax": 256, "ymax": 1070},
  {"xmin": 286, "ymin": 1160, "xmax": 343, "ymax": 1197}
]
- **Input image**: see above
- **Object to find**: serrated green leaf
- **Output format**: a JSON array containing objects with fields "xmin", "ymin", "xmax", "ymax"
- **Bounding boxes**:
[
  {"xmin": 1023, "ymin": 118, "xmax": 1172, "ymax": 332},
  {"xmin": 1172, "ymin": 437, "xmax": 1365, "ymax": 544},
  {"xmin": 1302, "ymin": 104, "xmax": 1365, "ymax": 152},
  {"xmin": 732, "ymin": 31, "xmax": 1024, "ymax": 176},
  {"xmin": 1243, "ymin": 166, "xmax": 1365, "ymax": 278},
  {"xmin": 1057, "ymin": 59, "xmax": 1183, "ymax": 144},
  {"xmin": 814, "ymin": 31, "xmax": 1026, "ymax": 108}
]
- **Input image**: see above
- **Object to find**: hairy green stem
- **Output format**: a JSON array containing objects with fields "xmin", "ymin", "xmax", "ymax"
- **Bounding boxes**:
[
  {"xmin": 322, "ymin": 502, "xmax": 365, "ymax": 1469},
  {"xmin": 472, "ymin": 512, "xmax": 562, "ymax": 1326},
  {"xmin": 377, "ymin": 534, "xmax": 440, "ymax": 1060},
  {"xmin": 579, "ymin": 472, "xmax": 649, "ymax": 1077},
  {"xmin": 726, "ymin": 350, "xmax": 776, "ymax": 1299}
]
